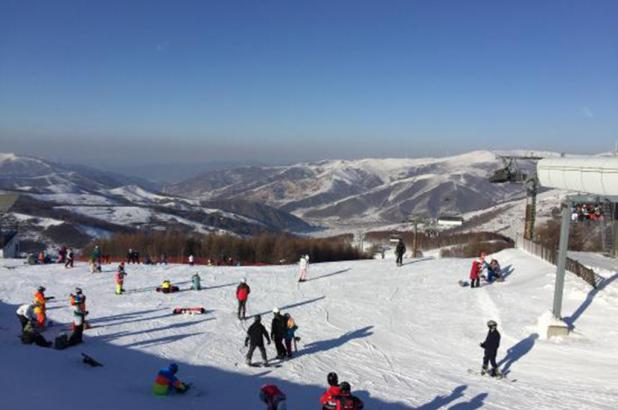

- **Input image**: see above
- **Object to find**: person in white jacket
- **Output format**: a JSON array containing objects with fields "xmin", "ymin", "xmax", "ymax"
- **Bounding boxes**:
[
  {"xmin": 298, "ymin": 255, "xmax": 310, "ymax": 282},
  {"xmin": 16, "ymin": 303, "xmax": 37, "ymax": 330}
]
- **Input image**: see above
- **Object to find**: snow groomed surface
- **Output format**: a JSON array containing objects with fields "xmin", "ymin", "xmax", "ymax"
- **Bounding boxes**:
[{"xmin": 1, "ymin": 249, "xmax": 617, "ymax": 409}]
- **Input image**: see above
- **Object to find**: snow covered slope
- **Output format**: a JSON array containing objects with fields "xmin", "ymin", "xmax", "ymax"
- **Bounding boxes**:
[
  {"xmin": 1, "ymin": 249, "xmax": 617, "ymax": 409},
  {"xmin": 165, "ymin": 151, "xmax": 547, "ymax": 227}
]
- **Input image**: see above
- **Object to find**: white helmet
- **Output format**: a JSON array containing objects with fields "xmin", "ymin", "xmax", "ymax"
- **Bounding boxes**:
[
  {"xmin": 272, "ymin": 307, "xmax": 280, "ymax": 314},
  {"xmin": 241, "ymin": 278, "xmax": 246, "ymax": 283}
]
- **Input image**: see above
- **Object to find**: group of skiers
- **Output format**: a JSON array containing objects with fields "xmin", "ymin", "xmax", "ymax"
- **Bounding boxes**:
[
  {"xmin": 243, "ymin": 306, "xmax": 299, "ymax": 366},
  {"xmin": 469, "ymin": 252, "xmax": 503, "ymax": 288}
]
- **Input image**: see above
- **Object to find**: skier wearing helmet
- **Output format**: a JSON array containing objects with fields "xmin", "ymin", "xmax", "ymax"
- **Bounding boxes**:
[
  {"xmin": 480, "ymin": 320, "xmax": 502, "ymax": 377},
  {"xmin": 152, "ymin": 363, "xmax": 188, "ymax": 395},
  {"xmin": 320, "ymin": 372, "xmax": 341, "ymax": 410}
]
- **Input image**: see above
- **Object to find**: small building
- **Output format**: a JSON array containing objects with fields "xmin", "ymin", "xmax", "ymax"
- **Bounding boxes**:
[
  {"xmin": 437, "ymin": 215, "xmax": 464, "ymax": 227},
  {"xmin": 0, "ymin": 231, "xmax": 20, "ymax": 258}
]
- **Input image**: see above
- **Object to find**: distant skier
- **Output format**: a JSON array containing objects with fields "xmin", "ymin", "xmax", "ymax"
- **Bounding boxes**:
[
  {"xmin": 331, "ymin": 381, "xmax": 364, "ymax": 409},
  {"xmin": 21, "ymin": 319, "xmax": 52, "ymax": 348},
  {"xmin": 115, "ymin": 262, "xmax": 127, "ymax": 295},
  {"xmin": 64, "ymin": 248, "xmax": 74, "ymax": 268},
  {"xmin": 188, "ymin": 254, "xmax": 195, "ymax": 266},
  {"xmin": 245, "ymin": 315, "xmax": 271, "ymax": 366},
  {"xmin": 271, "ymin": 308, "xmax": 288, "ymax": 360},
  {"xmin": 284, "ymin": 313, "xmax": 298, "ymax": 358},
  {"xmin": 320, "ymin": 372, "xmax": 341, "ymax": 410},
  {"xmin": 191, "ymin": 273, "xmax": 202, "ymax": 290},
  {"xmin": 152, "ymin": 363, "xmax": 189, "ymax": 396},
  {"xmin": 157, "ymin": 279, "xmax": 180, "ymax": 293},
  {"xmin": 469, "ymin": 253, "xmax": 485, "ymax": 288},
  {"xmin": 480, "ymin": 320, "xmax": 501, "ymax": 377},
  {"xmin": 395, "ymin": 239, "xmax": 406, "ymax": 266},
  {"xmin": 236, "ymin": 278, "xmax": 251, "ymax": 320},
  {"xmin": 259, "ymin": 384, "xmax": 287, "ymax": 410},
  {"xmin": 298, "ymin": 255, "xmax": 309, "ymax": 282},
  {"xmin": 16, "ymin": 302, "xmax": 37, "ymax": 330}
]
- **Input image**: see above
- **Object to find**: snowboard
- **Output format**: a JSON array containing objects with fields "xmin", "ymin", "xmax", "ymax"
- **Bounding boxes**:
[
  {"xmin": 247, "ymin": 361, "xmax": 282, "ymax": 368},
  {"xmin": 467, "ymin": 368, "xmax": 516, "ymax": 382},
  {"xmin": 173, "ymin": 307, "xmax": 206, "ymax": 315},
  {"xmin": 82, "ymin": 353, "xmax": 103, "ymax": 367},
  {"xmin": 458, "ymin": 280, "xmax": 470, "ymax": 287}
]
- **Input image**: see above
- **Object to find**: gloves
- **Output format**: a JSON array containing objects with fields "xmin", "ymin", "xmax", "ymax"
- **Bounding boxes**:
[{"xmin": 480, "ymin": 342, "xmax": 486, "ymax": 348}]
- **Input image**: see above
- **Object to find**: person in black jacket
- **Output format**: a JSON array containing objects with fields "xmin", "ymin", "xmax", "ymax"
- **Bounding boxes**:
[
  {"xmin": 245, "ymin": 315, "xmax": 271, "ymax": 366},
  {"xmin": 395, "ymin": 239, "xmax": 406, "ymax": 266},
  {"xmin": 480, "ymin": 320, "xmax": 501, "ymax": 376},
  {"xmin": 270, "ymin": 308, "xmax": 288, "ymax": 360}
]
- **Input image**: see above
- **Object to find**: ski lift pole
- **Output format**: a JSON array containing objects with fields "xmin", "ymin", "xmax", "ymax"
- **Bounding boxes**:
[{"xmin": 552, "ymin": 202, "xmax": 571, "ymax": 319}]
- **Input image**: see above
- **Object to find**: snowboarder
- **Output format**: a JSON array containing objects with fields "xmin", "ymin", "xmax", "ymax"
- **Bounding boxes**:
[
  {"xmin": 236, "ymin": 278, "xmax": 251, "ymax": 320},
  {"xmin": 284, "ymin": 313, "xmax": 298, "ymax": 358},
  {"xmin": 331, "ymin": 381, "xmax": 364, "ymax": 409},
  {"xmin": 152, "ymin": 363, "xmax": 189, "ymax": 396},
  {"xmin": 115, "ymin": 262, "xmax": 127, "ymax": 295},
  {"xmin": 395, "ymin": 239, "xmax": 406, "ymax": 266},
  {"xmin": 480, "ymin": 320, "xmax": 502, "ymax": 377},
  {"xmin": 320, "ymin": 372, "xmax": 341, "ymax": 410},
  {"xmin": 157, "ymin": 280, "xmax": 179, "ymax": 293},
  {"xmin": 469, "ymin": 254, "xmax": 484, "ymax": 288},
  {"xmin": 259, "ymin": 384, "xmax": 287, "ymax": 410},
  {"xmin": 21, "ymin": 319, "xmax": 52, "ymax": 348},
  {"xmin": 271, "ymin": 308, "xmax": 288, "ymax": 360},
  {"xmin": 191, "ymin": 273, "xmax": 202, "ymax": 290},
  {"xmin": 298, "ymin": 255, "xmax": 309, "ymax": 282},
  {"xmin": 16, "ymin": 302, "xmax": 37, "ymax": 330},
  {"xmin": 245, "ymin": 315, "xmax": 271, "ymax": 366},
  {"xmin": 64, "ymin": 248, "xmax": 74, "ymax": 268}
]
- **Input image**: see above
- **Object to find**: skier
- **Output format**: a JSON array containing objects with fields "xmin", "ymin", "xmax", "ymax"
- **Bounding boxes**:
[
  {"xmin": 271, "ymin": 308, "xmax": 288, "ymax": 360},
  {"xmin": 236, "ymin": 278, "xmax": 251, "ymax": 320},
  {"xmin": 33, "ymin": 286, "xmax": 51, "ymax": 327},
  {"xmin": 245, "ymin": 315, "xmax": 271, "ymax": 366},
  {"xmin": 320, "ymin": 372, "xmax": 341, "ymax": 410},
  {"xmin": 64, "ymin": 248, "xmax": 74, "ymax": 268},
  {"xmin": 58, "ymin": 246, "xmax": 67, "ymax": 264},
  {"xmin": 331, "ymin": 381, "xmax": 364, "ymax": 409},
  {"xmin": 259, "ymin": 384, "xmax": 287, "ymax": 410},
  {"xmin": 16, "ymin": 302, "xmax": 37, "ymax": 330},
  {"xmin": 21, "ymin": 319, "xmax": 52, "ymax": 348},
  {"xmin": 469, "ymin": 255, "xmax": 484, "ymax": 289},
  {"xmin": 152, "ymin": 363, "xmax": 189, "ymax": 396},
  {"xmin": 298, "ymin": 255, "xmax": 309, "ymax": 282},
  {"xmin": 395, "ymin": 239, "xmax": 406, "ymax": 266},
  {"xmin": 191, "ymin": 273, "xmax": 202, "ymax": 290},
  {"xmin": 70, "ymin": 288, "xmax": 89, "ymax": 329},
  {"xmin": 115, "ymin": 262, "xmax": 127, "ymax": 295},
  {"xmin": 480, "ymin": 320, "xmax": 501, "ymax": 377},
  {"xmin": 188, "ymin": 254, "xmax": 195, "ymax": 266},
  {"xmin": 284, "ymin": 313, "xmax": 298, "ymax": 359}
]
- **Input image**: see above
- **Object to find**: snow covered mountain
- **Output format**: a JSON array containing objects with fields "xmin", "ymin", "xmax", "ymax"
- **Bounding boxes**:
[
  {"xmin": 0, "ymin": 154, "xmax": 313, "ymax": 250},
  {"xmin": 165, "ymin": 150, "xmax": 545, "ymax": 226}
]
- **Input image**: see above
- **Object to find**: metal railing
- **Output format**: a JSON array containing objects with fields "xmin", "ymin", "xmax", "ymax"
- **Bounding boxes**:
[{"xmin": 516, "ymin": 235, "xmax": 599, "ymax": 288}]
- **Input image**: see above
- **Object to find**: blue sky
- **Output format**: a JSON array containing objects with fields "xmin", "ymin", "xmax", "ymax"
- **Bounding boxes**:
[{"xmin": 1, "ymin": 1, "xmax": 617, "ymax": 166}]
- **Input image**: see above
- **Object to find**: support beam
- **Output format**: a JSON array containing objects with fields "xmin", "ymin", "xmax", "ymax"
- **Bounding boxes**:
[{"xmin": 552, "ymin": 203, "xmax": 571, "ymax": 319}]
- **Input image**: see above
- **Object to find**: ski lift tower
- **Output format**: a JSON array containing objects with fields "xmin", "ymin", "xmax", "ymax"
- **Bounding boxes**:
[
  {"xmin": 403, "ymin": 216, "xmax": 436, "ymax": 258},
  {"xmin": 537, "ymin": 157, "xmax": 618, "ymax": 337}
]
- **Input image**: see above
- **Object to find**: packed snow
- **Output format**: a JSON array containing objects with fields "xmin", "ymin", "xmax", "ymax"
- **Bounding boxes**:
[{"xmin": 1, "ymin": 249, "xmax": 617, "ymax": 409}]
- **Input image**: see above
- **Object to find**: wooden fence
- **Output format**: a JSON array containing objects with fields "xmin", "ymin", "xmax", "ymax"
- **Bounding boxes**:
[{"xmin": 516, "ymin": 236, "xmax": 599, "ymax": 288}]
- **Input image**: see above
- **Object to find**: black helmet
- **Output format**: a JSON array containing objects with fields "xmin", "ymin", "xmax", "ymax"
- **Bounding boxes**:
[
  {"xmin": 487, "ymin": 320, "xmax": 498, "ymax": 328},
  {"xmin": 255, "ymin": 315, "xmax": 261, "ymax": 322},
  {"xmin": 327, "ymin": 372, "xmax": 338, "ymax": 386},
  {"xmin": 340, "ymin": 381, "xmax": 351, "ymax": 393},
  {"xmin": 38, "ymin": 286, "xmax": 46, "ymax": 292}
]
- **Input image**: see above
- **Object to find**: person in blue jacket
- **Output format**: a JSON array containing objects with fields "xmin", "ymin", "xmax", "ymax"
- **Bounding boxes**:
[{"xmin": 153, "ymin": 363, "xmax": 188, "ymax": 395}]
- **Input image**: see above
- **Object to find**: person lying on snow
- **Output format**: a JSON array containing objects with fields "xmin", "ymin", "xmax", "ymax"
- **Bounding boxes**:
[
  {"xmin": 153, "ymin": 363, "xmax": 189, "ymax": 395},
  {"xmin": 156, "ymin": 279, "xmax": 180, "ymax": 293},
  {"xmin": 259, "ymin": 384, "xmax": 287, "ymax": 410},
  {"xmin": 487, "ymin": 259, "xmax": 502, "ymax": 282}
]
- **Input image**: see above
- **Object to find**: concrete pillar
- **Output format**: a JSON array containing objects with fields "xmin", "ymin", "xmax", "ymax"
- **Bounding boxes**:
[{"xmin": 552, "ymin": 204, "xmax": 571, "ymax": 319}]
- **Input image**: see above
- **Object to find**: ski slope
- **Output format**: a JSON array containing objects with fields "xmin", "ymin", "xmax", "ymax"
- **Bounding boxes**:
[{"xmin": 1, "ymin": 249, "xmax": 617, "ymax": 409}]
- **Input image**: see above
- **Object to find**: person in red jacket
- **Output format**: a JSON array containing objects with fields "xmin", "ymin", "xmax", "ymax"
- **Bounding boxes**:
[
  {"xmin": 259, "ymin": 384, "xmax": 287, "ymax": 410},
  {"xmin": 469, "ymin": 252, "xmax": 486, "ymax": 288},
  {"xmin": 320, "ymin": 372, "xmax": 341, "ymax": 410},
  {"xmin": 331, "ymin": 381, "xmax": 364, "ymax": 410},
  {"xmin": 236, "ymin": 278, "xmax": 250, "ymax": 320}
]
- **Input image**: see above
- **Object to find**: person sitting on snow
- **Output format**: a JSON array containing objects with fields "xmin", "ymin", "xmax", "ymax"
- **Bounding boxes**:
[
  {"xmin": 55, "ymin": 304, "xmax": 87, "ymax": 350},
  {"xmin": 157, "ymin": 279, "xmax": 180, "ymax": 293},
  {"xmin": 152, "ymin": 363, "xmax": 188, "ymax": 395},
  {"xmin": 191, "ymin": 273, "xmax": 202, "ymax": 290},
  {"xmin": 320, "ymin": 372, "xmax": 341, "ymax": 410},
  {"xmin": 331, "ymin": 381, "xmax": 364, "ymax": 409},
  {"xmin": 488, "ymin": 259, "xmax": 501, "ymax": 282},
  {"xmin": 21, "ymin": 319, "xmax": 52, "ymax": 348},
  {"xmin": 259, "ymin": 384, "xmax": 287, "ymax": 410}
]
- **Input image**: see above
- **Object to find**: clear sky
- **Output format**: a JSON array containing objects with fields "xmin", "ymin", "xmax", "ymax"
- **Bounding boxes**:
[{"xmin": 1, "ymin": 0, "xmax": 617, "ymax": 167}]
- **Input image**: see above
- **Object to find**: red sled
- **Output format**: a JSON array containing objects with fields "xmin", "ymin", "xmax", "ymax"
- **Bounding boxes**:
[{"xmin": 173, "ymin": 307, "xmax": 206, "ymax": 315}]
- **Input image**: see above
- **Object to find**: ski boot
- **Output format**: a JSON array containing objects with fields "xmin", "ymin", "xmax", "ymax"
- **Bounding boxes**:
[
  {"xmin": 480, "ymin": 366, "xmax": 488, "ymax": 376},
  {"xmin": 491, "ymin": 368, "xmax": 502, "ymax": 378}
]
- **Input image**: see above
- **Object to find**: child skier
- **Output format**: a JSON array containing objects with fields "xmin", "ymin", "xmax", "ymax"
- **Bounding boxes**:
[
  {"xmin": 236, "ymin": 278, "xmax": 251, "ymax": 320},
  {"xmin": 298, "ymin": 255, "xmax": 309, "ymax": 282},
  {"xmin": 245, "ymin": 315, "xmax": 271, "ymax": 366},
  {"xmin": 469, "ymin": 253, "xmax": 486, "ymax": 288},
  {"xmin": 259, "ymin": 384, "xmax": 287, "ymax": 410},
  {"xmin": 331, "ymin": 382, "xmax": 364, "ymax": 409},
  {"xmin": 191, "ymin": 273, "xmax": 202, "ymax": 290},
  {"xmin": 480, "ymin": 320, "xmax": 502, "ymax": 377},
  {"xmin": 115, "ymin": 262, "xmax": 127, "ymax": 295},
  {"xmin": 152, "ymin": 363, "xmax": 189, "ymax": 395},
  {"xmin": 320, "ymin": 372, "xmax": 341, "ymax": 410},
  {"xmin": 284, "ymin": 313, "xmax": 298, "ymax": 359}
]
